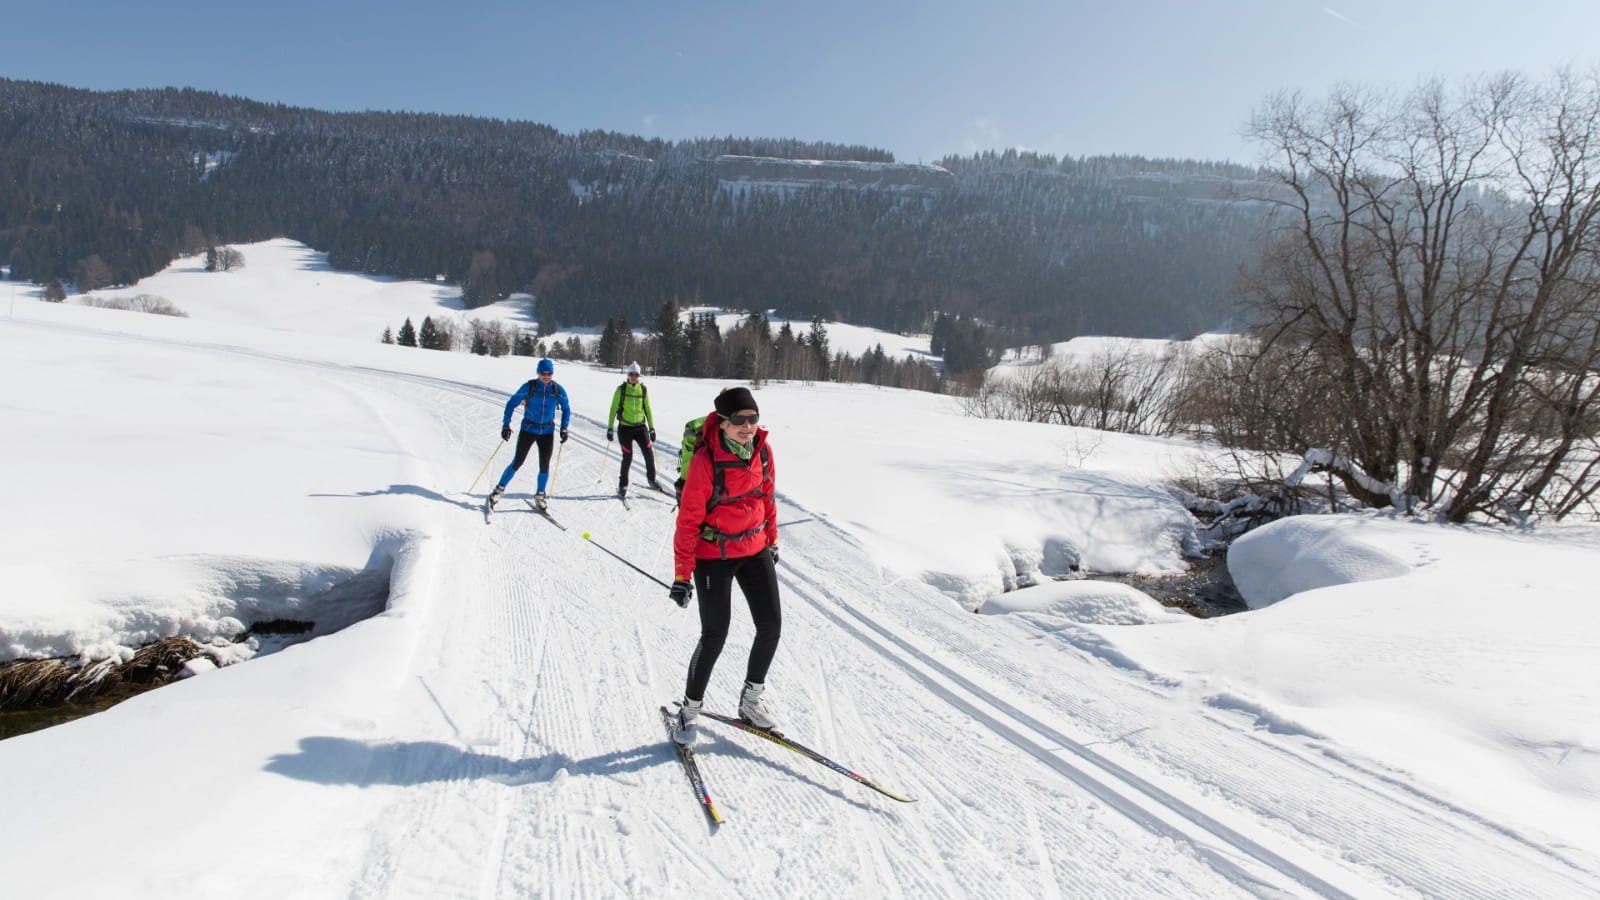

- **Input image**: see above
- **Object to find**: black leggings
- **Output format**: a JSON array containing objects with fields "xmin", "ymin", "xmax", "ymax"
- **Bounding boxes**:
[
  {"xmin": 684, "ymin": 548, "xmax": 781, "ymax": 703},
  {"xmin": 510, "ymin": 430, "xmax": 554, "ymax": 472},
  {"xmin": 617, "ymin": 423, "xmax": 656, "ymax": 486}
]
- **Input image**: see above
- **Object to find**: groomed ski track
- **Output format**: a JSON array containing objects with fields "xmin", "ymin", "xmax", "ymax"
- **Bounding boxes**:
[{"xmin": 18, "ymin": 318, "xmax": 1600, "ymax": 899}]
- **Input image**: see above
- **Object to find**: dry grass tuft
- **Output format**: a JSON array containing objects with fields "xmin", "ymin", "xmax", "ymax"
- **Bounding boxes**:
[{"xmin": 0, "ymin": 637, "xmax": 204, "ymax": 711}]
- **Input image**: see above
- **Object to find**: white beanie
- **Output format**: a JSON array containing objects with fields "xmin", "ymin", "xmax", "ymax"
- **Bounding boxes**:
[{"xmin": 625, "ymin": 362, "xmax": 642, "ymax": 375}]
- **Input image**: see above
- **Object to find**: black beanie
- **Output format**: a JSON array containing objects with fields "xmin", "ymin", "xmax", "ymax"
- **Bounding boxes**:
[{"xmin": 714, "ymin": 386, "xmax": 758, "ymax": 417}]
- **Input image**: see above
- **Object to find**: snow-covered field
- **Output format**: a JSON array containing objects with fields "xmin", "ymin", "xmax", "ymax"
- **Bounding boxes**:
[{"xmin": 1, "ymin": 242, "xmax": 1597, "ymax": 897}]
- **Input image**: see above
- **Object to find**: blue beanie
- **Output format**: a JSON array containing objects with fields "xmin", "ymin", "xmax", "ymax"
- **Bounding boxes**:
[{"xmin": 536, "ymin": 358, "xmax": 555, "ymax": 374}]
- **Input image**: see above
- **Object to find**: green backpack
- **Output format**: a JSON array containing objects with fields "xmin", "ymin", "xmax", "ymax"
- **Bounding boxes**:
[{"xmin": 677, "ymin": 415, "xmax": 708, "ymax": 477}]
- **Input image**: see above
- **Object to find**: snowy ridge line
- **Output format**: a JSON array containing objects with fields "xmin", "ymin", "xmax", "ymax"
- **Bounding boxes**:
[
  {"xmin": 777, "ymin": 565, "xmax": 1360, "ymax": 900},
  {"xmin": 17, "ymin": 316, "xmax": 512, "ymax": 409}
]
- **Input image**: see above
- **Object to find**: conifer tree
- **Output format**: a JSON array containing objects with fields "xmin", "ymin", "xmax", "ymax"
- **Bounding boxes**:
[
  {"xmin": 597, "ymin": 318, "xmax": 620, "ymax": 367},
  {"xmin": 653, "ymin": 300, "xmax": 685, "ymax": 376},
  {"xmin": 419, "ymin": 316, "xmax": 443, "ymax": 350},
  {"xmin": 613, "ymin": 315, "xmax": 631, "ymax": 367},
  {"xmin": 535, "ymin": 299, "xmax": 557, "ymax": 338},
  {"xmin": 397, "ymin": 318, "xmax": 418, "ymax": 347},
  {"xmin": 808, "ymin": 317, "xmax": 831, "ymax": 380}
]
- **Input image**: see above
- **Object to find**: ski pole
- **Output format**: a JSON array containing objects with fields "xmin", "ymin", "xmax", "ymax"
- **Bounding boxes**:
[
  {"xmin": 580, "ymin": 532, "xmax": 670, "ymax": 588},
  {"xmin": 466, "ymin": 438, "xmax": 506, "ymax": 493},
  {"xmin": 595, "ymin": 440, "xmax": 612, "ymax": 484},
  {"xmin": 551, "ymin": 438, "xmax": 565, "ymax": 482}
]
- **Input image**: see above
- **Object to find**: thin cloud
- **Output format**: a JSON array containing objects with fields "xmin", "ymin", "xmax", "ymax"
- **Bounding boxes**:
[
  {"xmin": 1322, "ymin": 7, "xmax": 1353, "ymax": 24},
  {"xmin": 960, "ymin": 116, "xmax": 1004, "ymax": 155}
]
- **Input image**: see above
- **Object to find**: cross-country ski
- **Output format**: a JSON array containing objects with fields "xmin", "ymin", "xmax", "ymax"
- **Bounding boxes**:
[
  {"xmin": 661, "ymin": 706, "xmax": 723, "ymax": 825},
  {"xmin": 698, "ymin": 710, "xmax": 915, "ymax": 803},
  {"xmin": 524, "ymin": 498, "xmax": 567, "ymax": 530}
]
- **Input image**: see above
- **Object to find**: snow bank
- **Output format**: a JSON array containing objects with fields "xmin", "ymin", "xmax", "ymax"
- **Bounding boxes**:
[
  {"xmin": 1227, "ymin": 515, "xmax": 1411, "ymax": 608},
  {"xmin": 979, "ymin": 579, "xmax": 1190, "ymax": 625}
]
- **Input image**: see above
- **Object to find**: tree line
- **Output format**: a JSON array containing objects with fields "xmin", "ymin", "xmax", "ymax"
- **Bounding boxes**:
[
  {"xmin": 381, "ymin": 303, "xmax": 943, "ymax": 393},
  {"xmin": 1, "ymin": 78, "xmax": 1274, "ymax": 376}
]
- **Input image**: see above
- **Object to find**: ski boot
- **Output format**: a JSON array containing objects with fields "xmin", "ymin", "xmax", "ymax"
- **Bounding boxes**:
[{"xmin": 737, "ymin": 681, "xmax": 778, "ymax": 731}]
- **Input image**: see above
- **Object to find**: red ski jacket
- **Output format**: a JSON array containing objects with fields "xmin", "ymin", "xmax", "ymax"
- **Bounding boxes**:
[{"xmin": 673, "ymin": 413, "xmax": 777, "ymax": 581}]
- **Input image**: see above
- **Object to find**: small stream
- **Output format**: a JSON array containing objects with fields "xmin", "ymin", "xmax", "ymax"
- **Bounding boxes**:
[{"xmin": 1085, "ymin": 552, "xmax": 1247, "ymax": 618}]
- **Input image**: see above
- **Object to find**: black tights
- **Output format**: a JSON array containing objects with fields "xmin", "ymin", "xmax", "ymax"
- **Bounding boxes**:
[
  {"xmin": 683, "ymin": 548, "xmax": 781, "ymax": 703},
  {"xmin": 617, "ymin": 423, "xmax": 656, "ymax": 486},
  {"xmin": 509, "ymin": 430, "xmax": 554, "ymax": 472}
]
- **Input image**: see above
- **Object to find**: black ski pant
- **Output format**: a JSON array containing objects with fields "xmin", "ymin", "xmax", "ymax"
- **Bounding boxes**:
[
  {"xmin": 509, "ymin": 430, "xmax": 554, "ymax": 474},
  {"xmin": 683, "ymin": 548, "xmax": 781, "ymax": 703},
  {"xmin": 616, "ymin": 423, "xmax": 656, "ymax": 488}
]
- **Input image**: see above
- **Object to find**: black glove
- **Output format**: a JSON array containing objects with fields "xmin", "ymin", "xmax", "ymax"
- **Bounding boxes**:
[
  {"xmin": 501, "ymin": 426, "xmax": 512, "ymax": 441},
  {"xmin": 649, "ymin": 428, "xmax": 657, "ymax": 442},
  {"xmin": 606, "ymin": 429, "xmax": 614, "ymax": 442},
  {"xmin": 674, "ymin": 478, "xmax": 684, "ymax": 498},
  {"xmin": 669, "ymin": 581, "xmax": 693, "ymax": 608},
  {"xmin": 769, "ymin": 545, "xmax": 779, "ymax": 565},
  {"xmin": 559, "ymin": 429, "xmax": 569, "ymax": 443}
]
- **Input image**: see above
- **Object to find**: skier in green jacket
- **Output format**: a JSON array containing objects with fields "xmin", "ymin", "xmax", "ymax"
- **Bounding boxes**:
[{"xmin": 606, "ymin": 362, "xmax": 661, "ymax": 499}]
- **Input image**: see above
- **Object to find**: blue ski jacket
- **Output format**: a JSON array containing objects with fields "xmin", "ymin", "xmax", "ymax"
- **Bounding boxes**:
[{"xmin": 504, "ymin": 379, "xmax": 572, "ymax": 435}]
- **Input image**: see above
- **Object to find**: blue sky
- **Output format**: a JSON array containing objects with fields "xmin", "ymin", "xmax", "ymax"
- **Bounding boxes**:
[{"xmin": 5, "ymin": 0, "xmax": 1598, "ymax": 165}]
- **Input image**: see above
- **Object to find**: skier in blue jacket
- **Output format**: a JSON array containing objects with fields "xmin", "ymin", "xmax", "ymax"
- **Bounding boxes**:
[{"xmin": 488, "ymin": 358, "xmax": 571, "ymax": 512}]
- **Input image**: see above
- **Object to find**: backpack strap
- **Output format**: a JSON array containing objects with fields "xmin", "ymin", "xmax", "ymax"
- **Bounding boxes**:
[
  {"xmin": 525, "ymin": 379, "xmax": 561, "ymax": 425},
  {"xmin": 696, "ymin": 443, "xmax": 772, "ymax": 557},
  {"xmin": 704, "ymin": 443, "xmax": 770, "ymax": 509},
  {"xmin": 615, "ymin": 381, "xmax": 649, "ymax": 426}
]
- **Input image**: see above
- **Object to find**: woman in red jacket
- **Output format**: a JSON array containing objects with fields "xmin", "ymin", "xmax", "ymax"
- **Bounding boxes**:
[{"xmin": 668, "ymin": 387, "xmax": 781, "ymax": 745}]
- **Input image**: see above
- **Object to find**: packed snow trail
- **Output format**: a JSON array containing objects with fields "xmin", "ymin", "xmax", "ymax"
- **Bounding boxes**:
[
  {"xmin": 310, "ymin": 358, "xmax": 1595, "ymax": 899},
  {"xmin": 3, "ymin": 315, "xmax": 1597, "ymax": 898}
]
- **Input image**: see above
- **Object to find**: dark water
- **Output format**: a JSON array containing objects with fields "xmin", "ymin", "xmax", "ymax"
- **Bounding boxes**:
[
  {"xmin": 0, "ymin": 685, "xmax": 150, "ymax": 740},
  {"xmin": 1084, "ymin": 552, "xmax": 1247, "ymax": 618}
]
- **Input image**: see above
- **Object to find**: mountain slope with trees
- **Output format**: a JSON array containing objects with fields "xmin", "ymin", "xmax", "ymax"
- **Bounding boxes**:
[{"xmin": 1, "ymin": 78, "xmax": 1274, "ymax": 358}]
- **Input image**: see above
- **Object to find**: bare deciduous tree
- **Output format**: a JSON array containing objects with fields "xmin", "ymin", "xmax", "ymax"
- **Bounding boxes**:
[
  {"xmin": 1236, "ymin": 70, "xmax": 1600, "ymax": 521},
  {"xmin": 81, "ymin": 293, "xmax": 188, "ymax": 317},
  {"xmin": 964, "ymin": 342, "xmax": 1191, "ymax": 437},
  {"xmin": 181, "ymin": 224, "xmax": 210, "ymax": 256},
  {"xmin": 205, "ymin": 246, "xmax": 245, "ymax": 272},
  {"xmin": 469, "ymin": 320, "xmax": 515, "ymax": 357},
  {"xmin": 73, "ymin": 254, "xmax": 113, "ymax": 291}
]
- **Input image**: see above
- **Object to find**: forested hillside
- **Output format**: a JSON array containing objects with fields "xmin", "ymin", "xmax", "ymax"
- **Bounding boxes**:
[{"xmin": 1, "ymin": 78, "xmax": 1272, "ymax": 346}]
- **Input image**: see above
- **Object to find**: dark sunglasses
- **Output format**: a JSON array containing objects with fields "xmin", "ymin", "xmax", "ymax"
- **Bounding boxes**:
[
  {"xmin": 627, "ymin": 373, "xmax": 640, "ymax": 378},
  {"xmin": 724, "ymin": 413, "xmax": 759, "ymax": 426}
]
